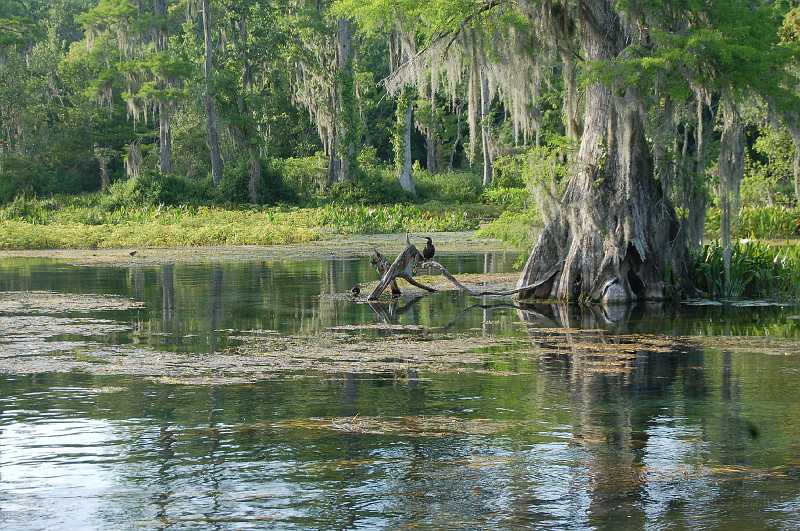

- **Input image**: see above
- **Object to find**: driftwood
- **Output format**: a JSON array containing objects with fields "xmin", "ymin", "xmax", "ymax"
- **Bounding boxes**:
[
  {"xmin": 368, "ymin": 242, "xmax": 543, "ymax": 301},
  {"xmin": 370, "ymin": 249, "xmax": 437, "ymax": 299}
]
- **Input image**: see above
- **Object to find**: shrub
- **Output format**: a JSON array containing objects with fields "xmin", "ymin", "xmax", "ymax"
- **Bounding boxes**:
[
  {"xmin": 491, "ymin": 153, "xmax": 527, "ymax": 188},
  {"xmin": 101, "ymin": 172, "xmax": 212, "ymax": 209},
  {"xmin": 415, "ymin": 170, "xmax": 482, "ymax": 203},
  {"xmin": 481, "ymin": 187, "xmax": 529, "ymax": 210},
  {"xmin": 0, "ymin": 194, "xmax": 57, "ymax": 224},
  {"xmin": 476, "ymin": 209, "xmax": 541, "ymax": 249},
  {"xmin": 691, "ymin": 240, "xmax": 800, "ymax": 299}
]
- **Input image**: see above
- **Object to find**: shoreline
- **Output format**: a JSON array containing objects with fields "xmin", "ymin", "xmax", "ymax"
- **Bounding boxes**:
[{"xmin": 0, "ymin": 231, "xmax": 521, "ymax": 267}]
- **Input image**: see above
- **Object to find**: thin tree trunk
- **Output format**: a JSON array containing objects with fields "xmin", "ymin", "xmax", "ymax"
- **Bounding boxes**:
[
  {"xmin": 719, "ymin": 99, "xmax": 744, "ymax": 297},
  {"xmin": 158, "ymin": 102, "xmax": 172, "ymax": 173},
  {"xmin": 235, "ymin": 15, "xmax": 260, "ymax": 204},
  {"xmin": 398, "ymin": 92, "xmax": 415, "ymax": 194},
  {"xmin": 480, "ymin": 67, "xmax": 492, "ymax": 187},
  {"xmin": 155, "ymin": 0, "xmax": 172, "ymax": 173},
  {"xmin": 449, "ymin": 100, "xmax": 463, "ymax": 171},
  {"xmin": 426, "ymin": 87, "xmax": 437, "ymax": 173},
  {"xmin": 330, "ymin": 18, "xmax": 356, "ymax": 184},
  {"xmin": 788, "ymin": 123, "xmax": 800, "ymax": 204},
  {"xmin": 516, "ymin": 0, "xmax": 686, "ymax": 303},
  {"xmin": 202, "ymin": 0, "xmax": 223, "ymax": 186},
  {"xmin": 94, "ymin": 146, "xmax": 111, "ymax": 191}
]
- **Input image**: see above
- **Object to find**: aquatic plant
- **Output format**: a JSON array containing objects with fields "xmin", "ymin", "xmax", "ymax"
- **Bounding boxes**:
[{"xmin": 691, "ymin": 240, "xmax": 800, "ymax": 299}]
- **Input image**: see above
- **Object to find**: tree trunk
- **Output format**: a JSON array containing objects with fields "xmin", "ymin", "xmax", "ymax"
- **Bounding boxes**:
[
  {"xmin": 448, "ymin": 101, "xmax": 463, "ymax": 171},
  {"xmin": 155, "ymin": 0, "xmax": 172, "ymax": 173},
  {"xmin": 561, "ymin": 54, "xmax": 581, "ymax": 141},
  {"xmin": 202, "ymin": 0, "xmax": 223, "ymax": 186},
  {"xmin": 479, "ymin": 67, "xmax": 493, "ymax": 187},
  {"xmin": 398, "ymin": 90, "xmax": 415, "ymax": 195},
  {"xmin": 235, "ymin": 15, "xmax": 260, "ymax": 204},
  {"xmin": 516, "ymin": 0, "xmax": 686, "ymax": 303},
  {"xmin": 787, "ymin": 123, "xmax": 800, "ymax": 204},
  {"xmin": 682, "ymin": 93, "xmax": 714, "ymax": 249},
  {"xmin": 719, "ymin": 99, "xmax": 744, "ymax": 297},
  {"xmin": 426, "ymin": 87, "xmax": 437, "ymax": 173},
  {"xmin": 94, "ymin": 146, "xmax": 111, "ymax": 192},
  {"xmin": 330, "ymin": 18, "xmax": 357, "ymax": 184},
  {"xmin": 158, "ymin": 102, "xmax": 172, "ymax": 173}
]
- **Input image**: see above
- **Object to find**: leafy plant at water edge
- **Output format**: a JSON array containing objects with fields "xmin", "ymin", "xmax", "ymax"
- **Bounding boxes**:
[{"xmin": 691, "ymin": 240, "xmax": 800, "ymax": 299}]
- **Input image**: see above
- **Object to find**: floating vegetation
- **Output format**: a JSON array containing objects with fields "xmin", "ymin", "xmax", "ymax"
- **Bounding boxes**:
[
  {"xmin": 274, "ymin": 415, "xmax": 519, "ymax": 437},
  {"xmin": 0, "ymin": 291, "xmax": 144, "ymax": 314}
]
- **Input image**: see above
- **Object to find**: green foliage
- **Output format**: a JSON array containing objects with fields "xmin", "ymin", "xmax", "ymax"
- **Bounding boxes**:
[
  {"xmin": 691, "ymin": 240, "xmax": 800, "ymax": 299},
  {"xmin": 414, "ymin": 170, "xmax": 483, "ymax": 203},
  {"xmin": 480, "ymin": 187, "xmax": 529, "ymax": 210},
  {"xmin": 476, "ymin": 209, "xmax": 541, "ymax": 250},
  {"xmin": 491, "ymin": 154, "xmax": 527, "ymax": 189},
  {"xmin": 741, "ymin": 127, "xmax": 796, "ymax": 206},
  {"xmin": 0, "ymin": 194, "xmax": 494, "ymax": 249},
  {"xmin": 706, "ymin": 206, "xmax": 800, "ymax": 239}
]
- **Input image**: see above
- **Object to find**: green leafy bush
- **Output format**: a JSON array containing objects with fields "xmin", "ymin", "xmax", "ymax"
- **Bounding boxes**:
[
  {"xmin": 415, "ymin": 170, "xmax": 482, "ymax": 203},
  {"xmin": 476, "ymin": 209, "xmax": 541, "ymax": 249},
  {"xmin": 491, "ymin": 153, "xmax": 527, "ymax": 188},
  {"xmin": 481, "ymin": 187, "xmax": 529, "ymax": 210},
  {"xmin": 691, "ymin": 240, "xmax": 800, "ymax": 299}
]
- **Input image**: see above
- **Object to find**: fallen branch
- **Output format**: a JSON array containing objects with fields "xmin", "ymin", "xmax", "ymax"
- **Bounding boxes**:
[
  {"xmin": 368, "ymin": 242, "xmax": 542, "ymax": 301},
  {"xmin": 370, "ymin": 249, "xmax": 437, "ymax": 299},
  {"xmin": 419, "ymin": 260, "xmax": 544, "ymax": 297}
]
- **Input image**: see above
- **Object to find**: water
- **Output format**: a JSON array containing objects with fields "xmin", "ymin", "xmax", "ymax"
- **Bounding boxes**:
[{"xmin": 1, "ymin": 253, "xmax": 800, "ymax": 530}]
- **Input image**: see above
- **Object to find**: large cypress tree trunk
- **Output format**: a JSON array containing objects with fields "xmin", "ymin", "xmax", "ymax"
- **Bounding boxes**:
[
  {"xmin": 202, "ymin": 0, "xmax": 223, "ymax": 186},
  {"xmin": 516, "ymin": 0, "xmax": 686, "ymax": 303}
]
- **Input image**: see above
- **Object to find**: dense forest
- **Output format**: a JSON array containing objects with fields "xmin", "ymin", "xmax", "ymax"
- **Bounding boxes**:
[{"xmin": 2, "ymin": 0, "xmax": 800, "ymax": 301}]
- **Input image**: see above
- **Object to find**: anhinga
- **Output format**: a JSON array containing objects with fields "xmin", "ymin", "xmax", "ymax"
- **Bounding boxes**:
[{"xmin": 421, "ymin": 236, "xmax": 435, "ymax": 260}]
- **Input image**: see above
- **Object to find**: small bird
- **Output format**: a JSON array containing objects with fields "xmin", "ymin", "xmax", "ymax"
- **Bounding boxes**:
[
  {"xmin": 129, "ymin": 250, "xmax": 138, "ymax": 257},
  {"xmin": 421, "ymin": 236, "xmax": 435, "ymax": 261},
  {"xmin": 350, "ymin": 285, "xmax": 361, "ymax": 297}
]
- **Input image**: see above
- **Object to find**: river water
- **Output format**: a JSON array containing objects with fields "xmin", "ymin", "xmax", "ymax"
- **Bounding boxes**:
[{"xmin": 1, "ymin": 252, "xmax": 799, "ymax": 530}]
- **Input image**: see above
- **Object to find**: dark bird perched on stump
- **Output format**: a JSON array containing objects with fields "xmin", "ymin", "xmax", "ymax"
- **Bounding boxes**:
[
  {"xmin": 422, "ymin": 237, "xmax": 435, "ymax": 260},
  {"xmin": 350, "ymin": 285, "xmax": 361, "ymax": 297}
]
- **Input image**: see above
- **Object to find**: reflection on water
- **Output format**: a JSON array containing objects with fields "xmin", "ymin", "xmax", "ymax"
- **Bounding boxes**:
[
  {"xmin": 0, "ymin": 253, "xmax": 520, "ymax": 352},
  {"xmin": 1, "ymin": 254, "xmax": 800, "ymax": 529}
]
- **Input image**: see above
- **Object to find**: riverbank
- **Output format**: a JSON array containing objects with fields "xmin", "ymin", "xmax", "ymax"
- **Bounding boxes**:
[
  {"xmin": 0, "ymin": 231, "xmax": 516, "ymax": 266},
  {"xmin": 0, "ymin": 197, "xmax": 504, "ymax": 250}
]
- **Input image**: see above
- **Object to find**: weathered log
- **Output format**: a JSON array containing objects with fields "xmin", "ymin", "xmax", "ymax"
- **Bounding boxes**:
[
  {"xmin": 368, "ymin": 245, "xmax": 424, "ymax": 300},
  {"xmin": 370, "ymin": 250, "xmax": 437, "ymax": 298},
  {"xmin": 369, "ymin": 245, "xmax": 543, "ymax": 301}
]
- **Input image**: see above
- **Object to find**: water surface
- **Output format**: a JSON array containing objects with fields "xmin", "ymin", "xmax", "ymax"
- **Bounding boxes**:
[{"xmin": 1, "ymin": 253, "xmax": 799, "ymax": 529}]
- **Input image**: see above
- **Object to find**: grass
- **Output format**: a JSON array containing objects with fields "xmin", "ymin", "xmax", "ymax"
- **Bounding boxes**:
[
  {"xmin": 706, "ymin": 205, "xmax": 800, "ymax": 239},
  {"xmin": 0, "ymin": 195, "xmax": 502, "ymax": 249}
]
